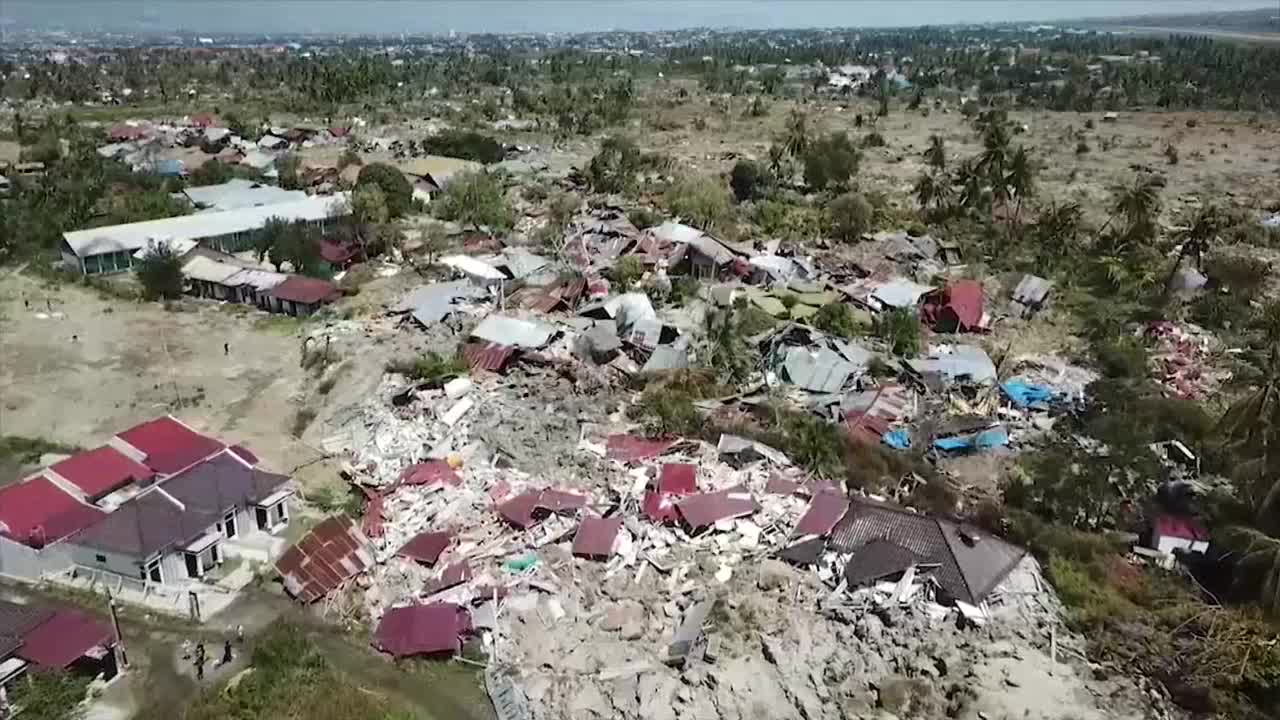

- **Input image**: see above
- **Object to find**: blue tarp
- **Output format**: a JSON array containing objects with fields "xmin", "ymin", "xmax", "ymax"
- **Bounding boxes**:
[
  {"xmin": 883, "ymin": 429, "xmax": 912, "ymax": 449},
  {"xmin": 1001, "ymin": 380, "xmax": 1055, "ymax": 408},
  {"xmin": 933, "ymin": 425, "xmax": 1009, "ymax": 452}
]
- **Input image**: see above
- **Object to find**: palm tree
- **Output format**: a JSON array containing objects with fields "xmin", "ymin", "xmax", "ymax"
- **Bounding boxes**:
[
  {"xmin": 913, "ymin": 172, "xmax": 953, "ymax": 215},
  {"xmin": 955, "ymin": 159, "xmax": 987, "ymax": 213},
  {"xmin": 1032, "ymin": 201, "xmax": 1083, "ymax": 268},
  {"xmin": 1005, "ymin": 146, "xmax": 1036, "ymax": 229},
  {"xmin": 767, "ymin": 142, "xmax": 787, "ymax": 177},
  {"xmin": 1163, "ymin": 204, "xmax": 1224, "ymax": 299},
  {"xmin": 1102, "ymin": 174, "xmax": 1163, "ymax": 253},
  {"xmin": 784, "ymin": 109, "xmax": 809, "ymax": 158},
  {"xmin": 1218, "ymin": 344, "xmax": 1280, "ymax": 528},
  {"xmin": 924, "ymin": 134, "xmax": 946, "ymax": 171}
]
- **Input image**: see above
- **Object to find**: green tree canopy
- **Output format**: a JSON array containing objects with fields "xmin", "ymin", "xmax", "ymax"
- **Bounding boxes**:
[
  {"xmin": 356, "ymin": 163, "xmax": 413, "ymax": 218},
  {"xmin": 137, "ymin": 241, "xmax": 185, "ymax": 301},
  {"xmin": 433, "ymin": 170, "xmax": 512, "ymax": 232},
  {"xmin": 803, "ymin": 132, "xmax": 861, "ymax": 191}
]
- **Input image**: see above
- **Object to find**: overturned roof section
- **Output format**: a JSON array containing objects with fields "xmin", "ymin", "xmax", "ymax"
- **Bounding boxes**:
[
  {"xmin": 396, "ymin": 531, "xmax": 454, "ymax": 565},
  {"xmin": 607, "ymin": 435, "xmax": 676, "ymax": 463},
  {"xmin": 395, "ymin": 281, "xmax": 485, "ymax": 326},
  {"xmin": 829, "ymin": 499, "xmax": 1026, "ymax": 605},
  {"xmin": 471, "ymin": 315, "xmax": 556, "ymax": 349},
  {"xmin": 374, "ymin": 603, "xmax": 469, "ymax": 657},
  {"xmin": 276, "ymin": 515, "xmax": 375, "ymax": 603},
  {"xmin": 572, "ymin": 516, "xmax": 622, "ymax": 558},
  {"xmin": 793, "ymin": 489, "xmax": 850, "ymax": 537},
  {"xmin": 677, "ymin": 487, "xmax": 759, "ymax": 530},
  {"xmin": 270, "ymin": 276, "xmax": 339, "ymax": 305},
  {"xmin": 907, "ymin": 345, "xmax": 997, "ymax": 385}
]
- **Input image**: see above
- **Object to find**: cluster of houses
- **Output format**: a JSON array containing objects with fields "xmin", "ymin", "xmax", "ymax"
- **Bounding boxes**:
[
  {"xmin": 0, "ymin": 416, "xmax": 294, "ymax": 591},
  {"xmin": 61, "ymin": 180, "xmax": 351, "ymax": 316}
]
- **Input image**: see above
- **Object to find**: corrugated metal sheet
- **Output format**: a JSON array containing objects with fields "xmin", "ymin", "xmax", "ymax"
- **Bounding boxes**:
[
  {"xmin": 471, "ymin": 315, "xmax": 556, "ymax": 349},
  {"xmin": 676, "ymin": 486, "xmax": 759, "ymax": 530},
  {"xmin": 793, "ymin": 489, "xmax": 850, "ymax": 537},
  {"xmin": 396, "ymin": 531, "xmax": 453, "ymax": 565},
  {"xmin": 462, "ymin": 342, "xmax": 516, "ymax": 372},
  {"xmin": 606, "ymin": 435, "xmax": 676, "ymax": 463},
  {"xmin": 400, "ymin": 461, "xmax": 462, "ymax": 488},
  {"xmin": 782, "ymin": 346, "xmax": 855, "ymax": 393},
  {"xmin": 497, "ymin": 491, "xmax": 541, "ymax": 529},
  {"xmin": 15, "ymin": 608, "xmax": 114, "ymax": 670},
  {"xmin": 275, "ymin": 515, "xmax": 375, "ymax": 604},
  {"xmin": 571, "ymin": 516, "xmax": 622, "ymax": 558},
  {"xmin": 907, "ymin": 345, "xmax": 997, "ymax": 384},
  {"xmin": 374, "ymin": 603, "xmax": 467, "ymax": 657}
]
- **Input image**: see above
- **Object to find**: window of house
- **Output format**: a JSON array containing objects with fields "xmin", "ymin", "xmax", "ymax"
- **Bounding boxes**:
[
  {"xmin": 256, "ymin": 507, "xmax": 270, "ymax": 531},
  {"xmin": 146, "ymin": 562, "xmax": 162, "ymax": 583},
  {"xmin": 223, "ymin": 511, "xmax": 238, "ymax": 539},
  {"xmin": 95, "ymin": 554, "xmax": 107, "ymax": 563}
]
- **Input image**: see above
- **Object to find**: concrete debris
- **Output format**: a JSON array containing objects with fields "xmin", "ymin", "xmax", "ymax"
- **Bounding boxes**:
[{"xmin": 472, "ymin": 315, "xmax": 558, "ymax": 349}]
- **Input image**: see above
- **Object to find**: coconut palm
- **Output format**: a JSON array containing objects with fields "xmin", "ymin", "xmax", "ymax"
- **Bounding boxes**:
[
  {"xmin": 1102, "ymin": 174, "xmax": 1163, "ymax": 253},
  {"xmin": 1032, "ymin": 201, "xmax": 1084, "ymax": 268},
  {"xmin": 913, "ymin": 172, "xmax": 954, "ymax": 216},
  {"xmin": 955, "ymin": 159, "xmax": 987, "ymax": 213},
  {"xmin": 1004, "ymin": 146, "xmax": 1036, "ymax": 228},
  {"xmin": 1218, "ymin": 344, "xmax": 1280, "ymax": 527},
  {"xmin": 924, "ymin": 134, "xmax": 947, "ymax": 171},
  {"xmin": 1163, "ymin": 204, "xmax": 1224, "ymax": 298},
  {"xmin": 783, "ymin": 109, "xmax": 810, "ymax": 158}
]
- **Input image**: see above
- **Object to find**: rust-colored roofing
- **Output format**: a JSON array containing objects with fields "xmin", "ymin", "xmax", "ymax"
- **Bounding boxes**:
[
  {"xmin": 845, "ymin": 411, "xmax": 893, "ymax": 445},
  {"xmin": 658, "ymin": 464, "xmax": 697, "ymax": 494},
  {"xmin": 793, "ymin": 489, "xmax": 850, "ymax": 537},
  {"xmin": 676, "ymin": 486, "xmax": 759, "ymax": 530},
  {"xmin": 572, "ymin": 516, "xmax": 622, "ymax": 559},
  {"xmin": 424, "ymin": 560, "xmax": 473, "ymax": 596},
  {"xmin": 606, "ymin": 435, "xmax": 676, "ymax": 463},
  {"xmin": 399, "ymin": 461, "xmax": 461, "ymax": 488},
  {"xmin": 373, "ymin": 603, "xmax": 468, "ymax": 657},
  {"xmin": 497, "ymin": 491, "xmax": 541, "ymax": 528},
  {"xmin": 462, "ymin": 342, "xmax": 516, "ymax": 372},
  {"xmin": 396, "ymin": 531, "xmax": 453, "ymax": 565},
  {"xmin": 362, "ymin": 494, "xmax": 385, "ymax": 538},
  {"xmin": 520, "ymin": 277, "xmax": 588, "ymax": 313},
  {"xmin": 275, "ymin": 515, "xmax": 375, "ymax": 604},
  {"xmin": 765, "ymin": 474, "xmax": 802, "ymax": 495}
]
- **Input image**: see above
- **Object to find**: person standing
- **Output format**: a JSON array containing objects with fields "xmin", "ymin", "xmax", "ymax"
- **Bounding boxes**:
[{"xmin": 221, "ymin": 639, "xmax": 233, "ymax": 666}]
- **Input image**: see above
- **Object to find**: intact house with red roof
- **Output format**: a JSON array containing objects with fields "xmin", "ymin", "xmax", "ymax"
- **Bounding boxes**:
[{"xmin": 0, "ymin": 416, "xmax": 294, "ymax": 589}]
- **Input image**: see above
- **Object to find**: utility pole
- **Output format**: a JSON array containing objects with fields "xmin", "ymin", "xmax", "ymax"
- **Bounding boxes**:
[{"xmin": 107, "ymin": 593, "xmax": 129, "ymax": 669}]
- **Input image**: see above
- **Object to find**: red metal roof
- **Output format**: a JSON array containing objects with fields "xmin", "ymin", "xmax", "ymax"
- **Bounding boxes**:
[
  {"xmin": 793, "ymin": 489, "xmax": 850, "ymax": 537},
  {"xmin": 572, "ymin": 516, "xmax": 622, "ymax": 558},
  {"xmin": 396, "ymin": 531, "xmax": 453, "ymax": 565},
  {"xmin": 275, "ymin": 515, "xmax": 375, "ymax": 603},
  {"xmin": 319, "ymin": 239, "xmax": 359, "ymax": 266},
  {"xmin": 538, "ymin": 488, "xmax": 588, "ymax": 513},
  {"xmin": 606, "ymin": 435, "xmax": 677, "ymax": 463},
  {"xmin": 497, "ymin": 491, "xmax": 541, "ymax": 528},
  {"xmin": 676, "ymin": 486, "xmax": 759, "ymax": 530},
  {"xmin": 190, "ymin": 112, "xmax": 221, "ymax": 128},
  {"xmin": 362, "ymin": 494, "xmax": 385, "ymax": 538},
  {"xmin": 658, "ymin": 464, "xmax": 697, "ymax": 495},
  {"xmin": 108, "ymin": 125, "xmax": 147, "ymax": 141},
  {"xmin": 921, "ymin": 280, "xmax": 985, "ymax": 332},
  {"xmin": 1153, "ymin": 514, "xmax": 1209, "ymax": 542},
  {"xmin": 50, "ymin": 446, "xmax": 154, "ymax": 500},
  {"xmin": 373, "ymin": 603, "xmax": 467, "ymax": 657},
  {"xmin": 399, "ymin": 461, "xmax": 461, "ymax": 488},
  {"xmin": 424, "ymin": 560, "xmax": 473, "ymax": 595},
  {"xmin": 15, "ymin": 609, "xmax": 114, "ymax": 670},
  {"xmin": 765, "ymin": 474, "xmax": 802, "ymax": 495},
  {"xmin": 462, "ymin": 342, "xmax": 516, "ymax": 372},
  {"xmin": 115, "ymin": 416, "xmax": 225, "ymax": 475},
  {"xmin": 270, "ymin": 276, "xmax": 340, "ymax": 305},
  {"xmin": 0, "ymin": 477, "xmax": 106, "ymax": 548}
]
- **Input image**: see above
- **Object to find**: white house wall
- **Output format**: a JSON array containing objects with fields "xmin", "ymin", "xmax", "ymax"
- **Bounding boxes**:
[
  {"xmin": 66, "ymin": 543, "xmax": 147, "ymax": 581},
  {"xmin": 0, "ymin": 536, "xmax": 74, "ymax": 581}
]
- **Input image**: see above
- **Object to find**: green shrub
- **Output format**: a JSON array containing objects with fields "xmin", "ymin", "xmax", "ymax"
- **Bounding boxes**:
[
  {"xmin": 875, "ymin": 308, "xmax": 921, "ymax": 356},
  {"xmin": 356, "ymin": 163, "xmax": 413, "ymax": 218},
  {"xmin": 386, "ymin": 351, "xmax": 467, "ymax": 384},
  {"xmin": 631, "ymin": 388, "xmax": 703, "ymax": 437},
  {"xmin": 627, "ymin": 206, "xmax": 661, "ymax": 229},
  {"xmin": 612, "ymin": 256, "xmax": 645, "ymax": 289},
  {"xmin": 665, "ymin": 174, "xmax": 733, "ymax": 232},
  {"xmin": 1092, "ymin": 335, "xmax": 1149, "ymax": 378},
  {"xmin": 803, "ymin": 131, "xmax": 861, "ymax": 190},
  {"xmin": 812, "ymin": 303, "xmax": 860, "ymax": 338},
  {"xmin": 587, "ymin": 136, "xmax": 643, "ymax": 194},
  {"xmin": 862, "ymin": 131, "xmax": 887, "ymax": 148},
  {"xmin": 827, "ymin": 192, "xmax": 874, "ymax": 241},
  {"xmin": 421, "ymin": 129, "xmax": 505, "ymax": 164},
  {"xmin": 729, "ymin": 159, "xmax": 772, "ymax": 202},
  {"xmin": 754, "ymin": 199, "xmax": 823, "ymax": 241}
]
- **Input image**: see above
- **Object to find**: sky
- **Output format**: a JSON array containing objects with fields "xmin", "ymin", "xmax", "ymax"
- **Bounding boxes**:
[{"xmin": 1, "ymin": 1, "xmax": 1271, "ymax": 35}]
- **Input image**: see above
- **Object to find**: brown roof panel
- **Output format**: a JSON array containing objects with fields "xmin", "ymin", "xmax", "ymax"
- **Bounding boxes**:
[
  {"xmin": 793, "ymin": 489, "xmax": 850, "ymax": 537},
  {"xmin": 275, "ymin": 515, "xmax": 374, "ymax": 603},
  {"xmin": 462, "ymin": 342, "xmax": 516, "ymax": 372},
  {"xmin": 572, "ymin": 516, "xmax": 622, "ymax": 559},
  {"xmin": 606, "ymin": 435, "xmax": 677, "ymax": 463},
  {"xmin": 676, "ymin": 486, "xmax": 759, "ymax": 530},
  {"xmin": 396, "ymin": 531, "xmax": 453, "ymax": 565}
]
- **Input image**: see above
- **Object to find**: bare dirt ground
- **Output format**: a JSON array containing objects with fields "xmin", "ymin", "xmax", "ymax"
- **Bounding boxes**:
[{"xmin": 0, "ymin": 270, "xmax": 317, "ymax": 475}]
